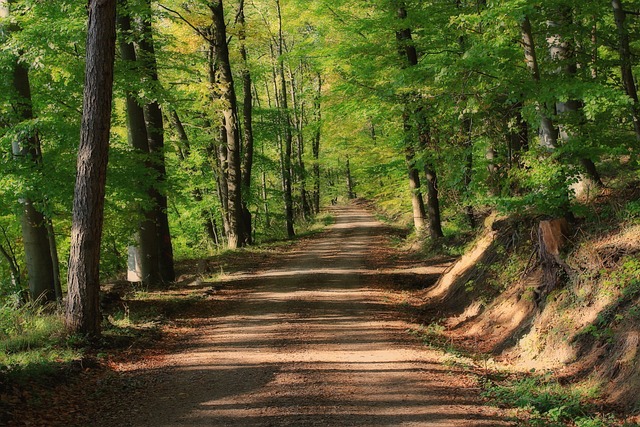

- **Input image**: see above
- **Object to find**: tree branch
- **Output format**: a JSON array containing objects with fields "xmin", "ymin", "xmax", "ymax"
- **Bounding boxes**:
[{"xmin": 157, "ymin": 3, "xmax": 211, "ymax": 41}]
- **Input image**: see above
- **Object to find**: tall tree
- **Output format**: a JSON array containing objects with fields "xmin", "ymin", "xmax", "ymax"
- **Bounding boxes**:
[
  {"xmin": 612, "ymin": 0, "xmax": 640, "ymax": 142},
  {"xmin": 2, "ymin": 0, "xmax": 56, "ymax": 301},
  {"xmin": 170, "ymin": 109, "xmax": 221, "ymax": 247},
  {"xmin": 137, "ymin": 0, "xmax": 175, "ymax": 281},
  {"xmin": 396, "ymin": 2, "xmax": 442, "ymax": 238},
  {"xmin": 117, "ymin": 1, "xmax": 160, "ymax": 285},
  {"xmin": 521, "ymin": 15, "xmax": 559, "ymax": 150},
  {"xmin": 210, "ymin": 0, "xmax": 245, "ymax": 248},
  {"xmin": 547, "ymin": 6, "xmax": 603, "ymax": 187},
  {"xmin": 521, "ymin": 13, "xmax": 575, "ymax": 217},
  {"xmin": 238, "ymin": 0, "xmax": 254, "ymax": 244},
  {"xmin": 288, "ymin": 65, "xmax": 311, "ymax": 219},
  {"xmin": 311, "ymin": 74, "xmax": 322, "ymax": 214},
  {"xmin": 65, "ymin": 0, "xmax": 117, "ymax": 336},
  {"xmin": 276, "ymin": 0, "xmax": 295, "ymax": 238}
]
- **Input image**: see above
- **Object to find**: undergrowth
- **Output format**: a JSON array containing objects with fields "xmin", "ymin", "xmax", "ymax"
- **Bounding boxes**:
[
  {"xmin": 0, "ymin": 301, "xmax": 82, "ymax": 380},
  {"xmin": 0, "ymin": 293, "xmax": 165, "ymax": 385},
  {"xmin": 481, "ymin": 374, "xmax": 628, "ymax": 427},
  {"xmin": 409, "ymin": 322, "xmax": 629, "ymax": 426}
]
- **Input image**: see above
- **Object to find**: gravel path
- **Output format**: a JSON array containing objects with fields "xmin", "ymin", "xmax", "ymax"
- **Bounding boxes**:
[{"xmin": 95, "ymin": 205, "xmax": 515, "ymax": 427}]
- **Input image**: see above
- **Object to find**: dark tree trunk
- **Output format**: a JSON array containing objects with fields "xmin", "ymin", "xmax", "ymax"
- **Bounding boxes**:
[
  {"xmin": 396, "ymin": 4, "xmax": 429, "ymax": 234},
  {"xmin": 508, "ymin": 105, "xmax": 529, "ymax": 169},
  {"xmin": 0, "ymin": 243, "xmax": 21, "ymax": 290},
  {"xmin": 117, "ymin": 7, "xmax": 160, "ymax": 285},
  {"xmin": 462, "ymin": 117, "xmax": 475, "ymax": 229},
  {"xmin": 238, "ymin": 0, "xmax": 254, "ymax": 244},
  {"xmin": 66, "ymin": 0, "xmax": 117, "ymax": 337},
  {"xmin": 0, "ymin": 225, "xmax": 21, "ymax": 290},
  {"xmin": 612, "ymin": 0, "xmax": 640, "ymax": 141},
  {"xmin": 417, "ymin": 120, "xmax": 444, "ymax": 239},
  {"xmin": 312, "ymin": 74, "xmax": 322, "ymax": 214},
  {"xmin": 45, "ymin": 219, "xmax": 62, "ymax": 301},
  {"xmin": 276, "ymin": 0, "xmax": 295, "ymax": 238},
  {"xmin": 137, "ymin": 0, "xmax": 175, "ymax": 282},
  {"xmin": 346, "ymin": 157, "xmax": 355, "ymax": 199}
]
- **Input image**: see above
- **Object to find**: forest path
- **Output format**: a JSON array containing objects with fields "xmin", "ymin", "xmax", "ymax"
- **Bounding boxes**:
[{"xmin": 94, "ymin": 204, "xmax": 514, "ymax": 427}]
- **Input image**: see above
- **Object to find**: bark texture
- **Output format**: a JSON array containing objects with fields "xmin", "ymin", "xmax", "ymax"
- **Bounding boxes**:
[
  {"xmin": 612, "ymin": 0, "xmax": 640, "ymax": 141},
  {"xmin": 312, "ymin": 75, "xmax": 322, "ymax": 214},
  {"xmin": 137, "ymin": 0, "xmax": 175, "ymax": 281},
  {"xmin": 117, "ymin": 6, "xmax": 160, "ymax": 285},
  {"xmin": 66, "ymin": 0, "xmax": 117, "ymax": 336},
  {"xmin": 11, "ymin": 92, "xmax": 55, "ymax": 301},
  {"xmin": 211, "ymin": 0, "xmax": 245, "ymax": 248},
  {"xmin": 3, "ymin": 1, "xmax": 56, "ymax": 302},
  {"xmin": 276, "ymin": 0, "xmax": 295, "ymax": 238},
  {"xmin": 238, "ymin": 0, "xmax": 254, "ymax": 244},
  {"xmin": 521, "ymin": 16, "xmax": 559, "ymax": 150}
]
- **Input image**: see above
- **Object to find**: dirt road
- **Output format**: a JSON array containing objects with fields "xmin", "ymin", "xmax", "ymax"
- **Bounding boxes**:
[{"xmin": 94, "ymin": 205, "xmax": 514, "ymax": 426}]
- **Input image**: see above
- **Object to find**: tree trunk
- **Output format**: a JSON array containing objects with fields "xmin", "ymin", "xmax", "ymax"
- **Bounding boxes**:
[
  {"xmin": 548, "ymin": 10, "xmax": 604, "ymax": 188},
  {"xmin": 211, "ymin": 0, "xmax": 245, "ymax": 248},
  {"xmin": 137, "ymin": 0, "xmax": 175, "ymax": 282},
  {"xmin": 405, "ymin": 145, "xmax": 426, "ymax": 232},
  {"xmin": 3, "ymin": 2, "xmax": 56, "ymax": 302},
  {"xmin": 0, "ymin": 243, "xmax": 21, "ymax": 291},
  {"xmin": 521, "ymin": 16, "xmax": 559, "ymax": 150},
  {"xmin": 417, "ymin": 119, "xmax": 444, "ymax": 239},
  {"xmin": 462, "ymin": 117, "xmax": 476, "ymax": 229},
  {"xmin": 0, "ymin": 225, "xmax": 21, "ymax": 290},
  {"xmin": 345, "ymin": 157, "xmax": 355, "ymax": 199},
  {"xmin": 209, "ymin": 0, "xmax": 246, "ymax": 249},
  {"xmin": 395, "ymin": 4, "xmax": 432, "ymax": 234},
  {"xmin": 238, "ymin": 0, "xmax": 254, "ymax": 244},
  {"xmin": 45, "ymin": 219, "xmax": 62, "ymax": 301},
  {"xmin": 287, "ymin": 66, "xmax": 311, "ymax": 220},
  {"xmin": 507, "ymin": 105, "xmax": 529, "ymax": 169},
  {"xmin": 66, "ymin": 0, "xmax": 117, "ymax": 337},
  {"xmin": 117, "ymin": 7, "xmax": 160, "ymax": 285},
  {"xmin": 312, "ymin": 74, "xmax": 322, "ymax": 214},
  {"xmin": 521, "ymin": 14, "xmax": 572, "ymax": 217},
  {"xmin": 276, "ymin": 0, "xmax": 295, "ymax": 238},
  {"xmin": 262, "ymin": 168, "xmax": 270, "ymax": 227},
  {"xmin": 170, "ymin": 110, "xmax": 221, "ymax": 248},
  {"xmin": 18, "ymin": 202, "xmax": 54, "ymax": 301},
  {"xmin": 612, "ymin": 0, "xmax": 640, "ymax": 141}
]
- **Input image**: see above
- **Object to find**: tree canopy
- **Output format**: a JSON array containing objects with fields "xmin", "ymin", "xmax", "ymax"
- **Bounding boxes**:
[{"xmin": 0, "ymin": 0, "xmax": 639, "ymax": 333}]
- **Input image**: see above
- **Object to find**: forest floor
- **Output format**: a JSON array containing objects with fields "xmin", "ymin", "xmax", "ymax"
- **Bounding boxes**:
[{"xmin": 9, "ymin": 203, "xmax": 520, "ymax": 426}]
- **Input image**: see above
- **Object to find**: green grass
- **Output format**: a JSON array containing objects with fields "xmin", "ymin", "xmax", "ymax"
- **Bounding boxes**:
[
  {"xmin": 0, "ymin": 301, "xmax": 83, "ymax": 381},
  {"xmin": 481, "ymin": 374, "xmax": 624, "ymax": 427},
  {"xmin": 407, "ymin": 322, "xmax": 628, "ymax": 426}
]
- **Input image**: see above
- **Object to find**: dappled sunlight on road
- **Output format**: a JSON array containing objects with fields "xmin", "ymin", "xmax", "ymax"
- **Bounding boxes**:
[{"xmin": 95, "ymin": 205, "xmax": 514, "ymax": 427}]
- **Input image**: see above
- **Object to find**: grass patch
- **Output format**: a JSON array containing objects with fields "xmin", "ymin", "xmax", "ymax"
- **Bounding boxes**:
[
  {"xmin": 0, "ymin": 302, "xmax": 83, "ymax": 382},
  {"xmin": 406, "ymin": 323, "xmax": 628, "ymax": 426},
  {"xmin": 481, "ymin": 374, "xmax": 625, "ymax": 427}
]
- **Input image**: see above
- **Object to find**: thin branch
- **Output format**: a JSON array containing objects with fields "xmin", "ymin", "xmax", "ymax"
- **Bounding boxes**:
[
  {"xmin": 471, "ymin": 69, "xmax": 499, "ymax": 79},
  {"xmin": 234, "ymin": 0, "xmax": 245, "ymax": 25},
  {"xmin": 158, "ymin": 3, "xmax": 211, "ymax": 41},
  {"xmin": 325, "ymin": 5, "xmax": 367, "ymax": 39},
  {"xmin": 0, "ymin": 224, "xmax": 20, "ymax": 281}
]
